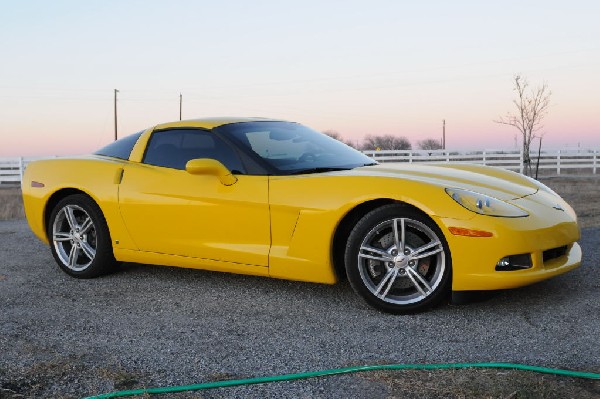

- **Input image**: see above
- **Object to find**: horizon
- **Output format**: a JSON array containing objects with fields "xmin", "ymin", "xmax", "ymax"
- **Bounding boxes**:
[{"xmin": 1, "ymin": 1, "xmax": 599, "ymax": 157}]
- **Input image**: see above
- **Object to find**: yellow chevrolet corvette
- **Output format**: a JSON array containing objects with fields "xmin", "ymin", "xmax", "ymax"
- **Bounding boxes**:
[{"xmin": 22, "ymin": 118, "xmax": 581, "ymax": 313}]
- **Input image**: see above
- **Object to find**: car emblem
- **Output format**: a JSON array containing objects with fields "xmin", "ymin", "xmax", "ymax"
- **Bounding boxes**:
[{"xmin": 552, "ymin": 204, "xmax": 564, "ymax": 211}]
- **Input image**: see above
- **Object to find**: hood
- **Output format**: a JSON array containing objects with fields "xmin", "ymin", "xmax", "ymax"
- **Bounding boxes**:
[{"xmin": 348, "ymin": 163, "xmax": 538, "ymax": 201}]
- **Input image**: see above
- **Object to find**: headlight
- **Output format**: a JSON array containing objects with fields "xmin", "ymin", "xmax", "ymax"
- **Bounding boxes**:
[{"xmin": 445, "ymin": 188, "xmax": 528, "ymax": 218}]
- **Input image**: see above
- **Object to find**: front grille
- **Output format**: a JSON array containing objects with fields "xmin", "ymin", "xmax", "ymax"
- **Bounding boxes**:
[{"xmin": 543, "ymin": 245, "xmax": 568, "ymax": 263}]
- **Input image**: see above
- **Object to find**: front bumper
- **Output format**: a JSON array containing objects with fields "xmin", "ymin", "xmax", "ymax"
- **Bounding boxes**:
[{"xmin": 436, "ymin": 191, "xmax": 582, "ymax": 291}]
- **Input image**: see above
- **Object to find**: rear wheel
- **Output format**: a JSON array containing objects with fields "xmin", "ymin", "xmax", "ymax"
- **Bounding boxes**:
[
  {"xmin": 345, "ymin": 204, "xmax": 451, "ymax": 314},
  {"xmin": 48, "ymin": 194, "xmax": 117, "ymax": 278}
]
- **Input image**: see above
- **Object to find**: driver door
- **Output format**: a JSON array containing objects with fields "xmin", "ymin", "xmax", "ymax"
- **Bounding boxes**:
[{"xmin": 118, "ymin": 128, "xmax": 270, "ymax": 267}]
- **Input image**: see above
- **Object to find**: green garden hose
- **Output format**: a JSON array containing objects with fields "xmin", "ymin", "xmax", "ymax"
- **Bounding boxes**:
[{"xmin": 83, "ymin": 362, "xmax": 600, "ymax": 399}]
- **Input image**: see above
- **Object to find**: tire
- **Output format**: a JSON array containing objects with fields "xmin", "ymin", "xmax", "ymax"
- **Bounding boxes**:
[
  {"xmin": 48, "ymin": 194, "xmax": 117, "ymax": 278},
  {"xmin": 344, "ymin": 204, "xmax": 451, "ymax": 314}
]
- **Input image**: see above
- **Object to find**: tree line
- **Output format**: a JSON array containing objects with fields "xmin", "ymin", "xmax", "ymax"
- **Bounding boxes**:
[
  {"xmin": 325, "ymin": 74, "xmax": 551, "ymax": 178},
  {"xmin": 324, "ymin": 131, "xmax": 443, "ymax": 151}
]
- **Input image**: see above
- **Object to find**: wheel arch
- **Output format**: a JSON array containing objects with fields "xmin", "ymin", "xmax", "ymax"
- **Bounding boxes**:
[
  {"xmin": 44, "ymin": 188, "xmax": 99, "ymax": 240},
  {"xmin": 332, "ymin": 199, "xmax": 434, "ymax": 280},
  {"xmin": 44, "ymin": 188, "xmax": 119, "ymax": 278}
]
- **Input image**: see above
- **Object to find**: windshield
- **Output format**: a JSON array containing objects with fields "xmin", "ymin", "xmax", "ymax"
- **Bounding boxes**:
[{"xmin": 219, "ymin": 121, "xmax": 375, "ymax": 174}]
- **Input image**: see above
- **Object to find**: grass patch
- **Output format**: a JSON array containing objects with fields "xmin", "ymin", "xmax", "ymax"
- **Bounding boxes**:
[
  {"xmin": 540, "ymin": 176, "xmax": 600, "ymax": 228},
  {"xmin": 361, "ymin": 368, "xmax": 600, "ymax": 398},
  {"xmin": 0, "ymin": 188, "xmax": 24, "ymax": 220},
  {"xmin": 0, "ymin": 357, "xmax": 149, "ymax": 399}
]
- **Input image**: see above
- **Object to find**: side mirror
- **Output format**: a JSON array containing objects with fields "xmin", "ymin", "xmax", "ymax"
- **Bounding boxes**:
[{"xmin": 185, "ymin": 159, "xmax": 237, "ymax": 186}]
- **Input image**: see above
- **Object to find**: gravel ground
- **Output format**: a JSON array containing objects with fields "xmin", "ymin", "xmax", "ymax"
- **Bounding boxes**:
[{"xmin": 0, "ymin": 220, "xmax": 598, "ymax": 398}]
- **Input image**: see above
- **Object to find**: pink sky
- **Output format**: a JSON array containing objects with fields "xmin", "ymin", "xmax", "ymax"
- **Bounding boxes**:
[{"xmin": 1, "ymin": 1, "xmax": 599, "ymax": 157}]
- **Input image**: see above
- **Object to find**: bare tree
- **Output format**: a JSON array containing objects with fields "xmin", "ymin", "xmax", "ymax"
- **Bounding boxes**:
[
  {"xmin": 417, "ymin": 138, "xmax": 443, "ymax": 151},
  {"xmin": 495, "ymin": 74, "xmax": 551, "ymax": 176},
  {"xmin": 362, "ymin": 134, "xmax": 412, "ymax": 151},
  {"xmin": 323, "ymin": 130, "xmax": 357, "ymax": 148}
]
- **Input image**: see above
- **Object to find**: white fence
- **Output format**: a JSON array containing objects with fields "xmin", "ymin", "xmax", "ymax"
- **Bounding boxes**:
[
  {"xmin": 363, "ymin": 148, "xmax": 600, "ymax": 175},
  {"xmin": 0, "ymin": 157, "xmax": 56, "ymax": 186},
  {"xmin": 1, "ymin": 149, "xmax": 599, "ymax": 186}
]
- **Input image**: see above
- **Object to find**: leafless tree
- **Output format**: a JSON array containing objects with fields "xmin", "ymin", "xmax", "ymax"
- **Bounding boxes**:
[
  {"xmin": 417, "ymin": 138, "xmax": 443, "ymax": 151},
  {"xmin": 362, "ymin": 134, "xmax": 412, "ymax": 151},
  {"xmin": 323, "ymin": 130, "xmax": 357, "ymax": 148},
  {"xmin": 495, "ymin": 74, "xmax": 551, "ymax": 176}
]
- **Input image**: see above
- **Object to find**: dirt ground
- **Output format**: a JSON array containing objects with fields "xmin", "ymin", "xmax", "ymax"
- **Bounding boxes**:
[{"xmin": 1, "ymin": 177, "xmax": 598, "ymax": 398}]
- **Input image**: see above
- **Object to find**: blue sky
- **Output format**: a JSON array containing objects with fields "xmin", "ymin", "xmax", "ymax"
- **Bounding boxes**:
[{"xmin": 1, "ymin": 1, "xmax": 599, "ymax": 155}]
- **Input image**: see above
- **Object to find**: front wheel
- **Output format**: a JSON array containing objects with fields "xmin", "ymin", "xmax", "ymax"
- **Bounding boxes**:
[
  {"xmin": 345, "ymin": 204, "xmax": 451, "ymax": 314},
  {"xmin": 48, "ymin": 194, "xmax": 117, "ymax": 278}
]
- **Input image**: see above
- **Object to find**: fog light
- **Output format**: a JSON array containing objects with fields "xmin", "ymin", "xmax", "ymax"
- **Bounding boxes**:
[{"xmin": 495, "ymin": 254, "xmax": 532, "ymax": 271}]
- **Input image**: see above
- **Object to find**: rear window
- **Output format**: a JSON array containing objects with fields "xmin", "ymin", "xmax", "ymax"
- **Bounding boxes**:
[{"xmin": 94, "ymin": 131, "xmax": 143, "ymax": 160}]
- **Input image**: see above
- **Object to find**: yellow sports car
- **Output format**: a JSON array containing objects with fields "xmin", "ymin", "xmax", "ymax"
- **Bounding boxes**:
[{"xmin": 22, "ymin": 118, "xmax": 581, "ymax": 313}]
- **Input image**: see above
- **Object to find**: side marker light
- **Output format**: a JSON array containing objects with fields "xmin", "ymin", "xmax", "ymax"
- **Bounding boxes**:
[{"xmin": 448, "ymin": 227, "xmax": 493, "ymax": 237}]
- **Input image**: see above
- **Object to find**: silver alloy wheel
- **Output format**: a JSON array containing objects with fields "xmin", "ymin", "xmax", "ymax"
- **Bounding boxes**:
[
  {"xmin": 357, "ymin": 217, "xmax": 445, "ymax": 305},
  {"xmin": 52, "ymin": 204, "xmax": 97, "ymax": 271}
]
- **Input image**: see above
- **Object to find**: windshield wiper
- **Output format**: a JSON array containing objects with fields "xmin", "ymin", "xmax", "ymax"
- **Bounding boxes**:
[{"xmin": 289, "ymin": 167, "xmax": 353, "ymax": 175}]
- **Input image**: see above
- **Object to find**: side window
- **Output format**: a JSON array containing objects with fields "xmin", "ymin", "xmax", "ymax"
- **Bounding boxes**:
[
  {"xmin": 94, "ymin": 131, "xmax": 143, "ymax": 160},
  {"xmin": 143, "ymin": 129, "xmax": 245, "ymax": 173}
]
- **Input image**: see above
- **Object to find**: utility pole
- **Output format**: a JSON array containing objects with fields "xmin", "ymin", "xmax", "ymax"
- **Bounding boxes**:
[
  {"xmin": 179, "ymin": 93, "xmax": 182, "ymax": 121},
  {"xmin": 114, "ymin": 89, "xmax": 119, "ymax": 141},
  {"xmin": 442, "ymin": 119, "xmax": 446, "ymax": 150}
]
